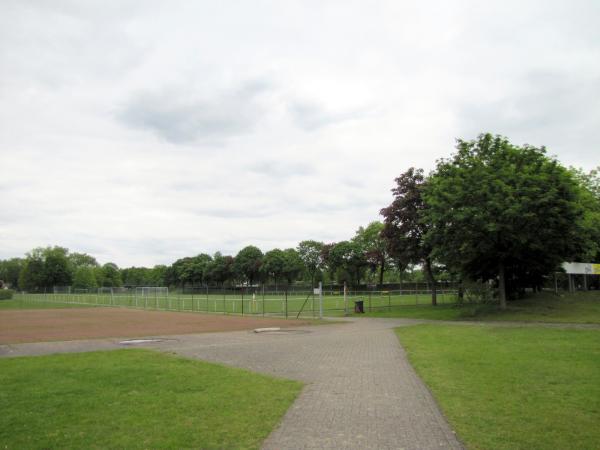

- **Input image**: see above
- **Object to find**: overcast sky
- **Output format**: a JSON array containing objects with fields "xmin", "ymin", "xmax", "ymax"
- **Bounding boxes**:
[{"xmin": 1, "ymin": 1, "xmax": 599, "ymax": 267}]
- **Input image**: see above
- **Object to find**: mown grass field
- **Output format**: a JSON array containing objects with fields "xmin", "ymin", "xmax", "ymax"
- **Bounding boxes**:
[
  {"xmin": 396, "ymin": 324, "xmax": 600, "ymax": 450},
  {"xmin": 0, "ymin": 349, "xmax": 301, "ymax": 449},
  {"xmin": 12, "ymin": 290, "xmax": 458, "ymax": 316},
  {"xmin": 359, "ymin": 291, "xmax": 600, "ymax": 324}
]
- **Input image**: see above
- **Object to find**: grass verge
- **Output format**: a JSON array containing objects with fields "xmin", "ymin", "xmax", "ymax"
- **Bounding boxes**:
[
  {"xmin": 0, "ymin": 349, "xmax": 301, "ymax": 449},
  {"xmin": 357, "ymin": 291, "xmax": 600, "ymax": 323},
  {"xmin": 396, "ymin": 324, "xmax": 600, "ymax": 450}
]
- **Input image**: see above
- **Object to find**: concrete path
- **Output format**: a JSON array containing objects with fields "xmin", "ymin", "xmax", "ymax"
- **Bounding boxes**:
[{"xmin": 1, "ymin": 317, "xmax": 463, "ymax": 449}]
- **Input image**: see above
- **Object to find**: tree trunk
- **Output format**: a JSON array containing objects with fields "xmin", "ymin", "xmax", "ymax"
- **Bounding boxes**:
[
  {"xmin": 424, "ymin": 258, "xmax": 437, "ymax": 306},
  {"xmin": 498, "ymin": 262, "xmax": 507, "ymax": 310},
  {"xmin": 378, "ymin": 258, "xmax": 385, "ymax": 287}
]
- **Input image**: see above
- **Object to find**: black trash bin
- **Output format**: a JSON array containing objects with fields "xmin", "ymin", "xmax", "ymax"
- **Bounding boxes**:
[{"xmin": 354, "ymin": 300, "xmax": 364, "ymax": 313}]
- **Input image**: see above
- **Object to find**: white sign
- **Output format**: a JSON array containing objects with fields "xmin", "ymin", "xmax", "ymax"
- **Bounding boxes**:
[
  {"xmin": 562, "ymin": 262, "xmax": 600, "ymax": 275},
  {"xmin": 313, "ymin": 288, "xmax": 322, "ymax": 295}
]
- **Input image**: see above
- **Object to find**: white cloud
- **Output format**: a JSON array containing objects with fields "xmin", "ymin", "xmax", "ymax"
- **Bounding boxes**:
[{"xmin": 1, "ymin": 0, "xmax": 599, "ymax": 266}]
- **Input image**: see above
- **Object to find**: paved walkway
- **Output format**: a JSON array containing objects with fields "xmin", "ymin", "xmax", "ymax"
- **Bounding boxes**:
[{"xmin": 1, "ymin": 317, "xmax": 463, "ymax": 449}]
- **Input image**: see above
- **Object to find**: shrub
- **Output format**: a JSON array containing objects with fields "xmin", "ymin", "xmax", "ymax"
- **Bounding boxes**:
[{"xmin": 0, "ymin": 289, "xmax": 14, "ymax": 300}]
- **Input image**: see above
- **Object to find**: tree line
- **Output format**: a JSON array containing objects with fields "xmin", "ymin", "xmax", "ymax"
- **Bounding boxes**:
[
  {"xmin": 2, "ymin": 134, "xmax": 598, "ymax": 309},
  {"xmin": 0, "ymin": 223, "xmax": 407, "ymax": 293}
]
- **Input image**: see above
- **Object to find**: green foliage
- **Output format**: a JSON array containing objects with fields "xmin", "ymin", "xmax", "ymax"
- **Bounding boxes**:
[
  {"xmin": 396, "ymin": 324, "xmax": 600, "ymax": 450},
  {"xmin": 424, "ymin": 134, "xmax": 585, "ymax": 304},
  {"xmin": 68, "ymin": 252, "xmax": 99, "ymax": 269},
  {"xmin": 261, "ymin": 249, "xmax": 303, "ymax": 285},
  {"xmin": 569, "ymin": 166, "xmax": 600, "ymax": 261},
  {"xmin": 0, "ymin": 289, "xmax": 14, "ymax": 300},
  {"xmin": 233, "ymin": 245, "xmax": 263, "ymax": 285},
  {"xmin": 353, "ymin": 221, "xmax": 388, "ymax": 286},
  {"xmin": 204, "ymin": 252, "xmax": 235, "ymax": 286},
  {"xmin": 98, "ymin": 262, "xmax": 122, "ymax": 287},
  {"xmin": 18, "ymin": 255, "xmax": 45, "ymax": 291},
  {"xmin": 281, "ymin": 248, "xmax": 303, "ymax": 284},
  {"xmin": 297, "ymin": 240, "xmax": 324, "ymax": 286},
  {"xmin": 121, "ymin": 265, "xmax": 167, "ymax": 286},
  {"xmin": 72, "ymin": 266, "xmax": 98, "ymax": 290},
  {"xmin": 41, "ymin": 247, "xmax": 72, "ymax": 287},
  {"xmin": 0, "ymin": 349, "xmax": 302, "ymax": 449},
  {"xmin": 18, "ymin": 247, "xmax": 72, "ymax": 291},
  {"xmin": 179, "ymin": 254, "xmax": 213, "ymax": 285},
  {"xmin": 327, "ymin": 240, "xmax": 368, "ymax": 286},
  {"xmin": 0, "ymin": 258, "xmax": 23, "ymax": 288},
  {"xmin": 261, "ymin": 248, "xmax": 286, "ymax": 283}
]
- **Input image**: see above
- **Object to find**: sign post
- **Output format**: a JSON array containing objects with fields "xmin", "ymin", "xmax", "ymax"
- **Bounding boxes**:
[{"xmin": 313, "ymin": 284, "xmax": 323, "ymax": 318}]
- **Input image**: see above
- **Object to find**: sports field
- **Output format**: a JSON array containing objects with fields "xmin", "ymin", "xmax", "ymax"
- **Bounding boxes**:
[
  {"xmin": 13, "ymin": 289, "xmax": 458, "ymax": 317},
  {"xmin": 0, "ymin": 307, "xmax": 309, "ymax": 344}
]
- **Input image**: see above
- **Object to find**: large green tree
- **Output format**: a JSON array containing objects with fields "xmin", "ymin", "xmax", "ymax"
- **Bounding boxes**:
[
  {"xmin": 569, "ymin": 166, "xmax": 600, "ymax": 262},
  {"xmin": 42, "ymin": 247, "xmax": 72, "ymax": 287},
  {"xmin": 204, "ymin": 252, "xmax": 234, "ymax": 286},
  {"xmin": 18, "ymin": 247, "xmax": 72, "ymax": 291},
  {"xmin": 281, "ymin": 248, "xmax": 304, "ymax": 284},
  {"xmin": 353, "ymin": 221, "xmax": 389, "ymax": 287},
  {"xmin": 72, "ymin": 266, "xmax": 98, "ymax": 290},
  {"xmin": 18, "ymin": 252, "xmax": 45, "ymax": 291},
  {"xmin": 328, "ymin": 241, "xmax": 368, "ymax": 286},
  {"xmin": 99, "ymin": 263, "xmax": 122, "ymax": 287},
  {"xmin": 178, "ymin": 254, "xmax": 213, "ymax": 286},
  {"xmin": 233, "ymin": 246, "xmax": 263, "ymax": 285},
  {"xmin": 261, "ymin": 249, "xmax": 286, "ymax": 285},
  {"xmin": 423, "ymin": 134, "xmax": 584, "ymax": 309},
  {"xmin": 0, "ymin": 258, "xmax": 23, "ymax": 288},
  {"xmin": 380, "ymin": 168, "xmax": 438, "ymax": 305},
  {"xmin": 297, "ymin": 240, "xmax": 323, "ymax": 287},
  {"xmin": 68, "ymin": 252, "xmax": 99, "ymax": 269}
]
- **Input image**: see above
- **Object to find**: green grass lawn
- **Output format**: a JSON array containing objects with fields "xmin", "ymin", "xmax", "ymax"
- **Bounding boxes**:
[
  {"xmin": 14, "ymin": 291, "xmax": 458, "ymax": 317},
  {"xmin": 357, "ymin": 291, "xmax": 600, "ymax": 324},
  {"xmin": 0, "ymin": 349, "xmax": 302, "ymax": 449},
  {"xmin": 396, "ymin": 324, "xmax": 600, "ymax": 450}
]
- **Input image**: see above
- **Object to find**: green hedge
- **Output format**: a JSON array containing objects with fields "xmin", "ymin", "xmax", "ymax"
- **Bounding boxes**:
[{"xmin": 0, "ymin": 289, "xmax": 14, "ymax": 300}]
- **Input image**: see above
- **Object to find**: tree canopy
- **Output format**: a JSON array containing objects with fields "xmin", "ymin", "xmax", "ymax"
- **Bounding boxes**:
[
  {"xmin": 423, "ymin": 134, "xmax": 585, "ymax": 308},
  {"xmin": 297, "ymin": 240, "xmax": 323, "ymax": 286},
  {"xmin": 233, "ymin": 246, "xmax": 263, "ymax": 285},
  {"xmin": 380, "ymin": 168, "xmax": 438, "ymax": 305},
  {"xmin": 353, "ymin": 221, "xmax": 388, "ymax": 287}
]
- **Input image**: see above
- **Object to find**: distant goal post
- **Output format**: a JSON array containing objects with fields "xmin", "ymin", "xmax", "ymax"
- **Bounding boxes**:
[{"xmin": 135, "ymin": 286, "xmax": 169, "ymax": 298}]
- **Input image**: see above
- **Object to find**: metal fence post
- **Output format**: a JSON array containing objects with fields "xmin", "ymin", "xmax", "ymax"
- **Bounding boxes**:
[
  {"xmin": 319, "ymin": 281, "xmax": 323, "ymax": 319},
  {"xmin": 285, "ymin": 290, "xmax": 288, "ymax": 319},
  {"xmin": 415, "ymin": 282, "xmax": 418, "ymax": 305},
  {"xmin": 344, "ymin": 282, "xmax": 348, "ymax": 316}
]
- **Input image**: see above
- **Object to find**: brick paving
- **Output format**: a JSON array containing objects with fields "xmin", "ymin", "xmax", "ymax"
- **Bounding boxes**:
[{"xmin": 1, "ymin": 318, "xmax": 464, "ymax": 449}]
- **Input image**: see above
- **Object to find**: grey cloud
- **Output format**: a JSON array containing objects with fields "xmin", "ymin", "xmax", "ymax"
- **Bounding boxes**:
[
  {"xmin": 118, "ymin": 80, "xmax": 272, "ymax": 143},
  {"xmin": 248, "ymin": 160, "xmax": 314, "ymax": 178},
  {"xmin": 289, "ymin": 101, "xmax": 369, "ymax": 131},
  {"xmin": 457, "ymin": 71, "xmax": 600, "ymax": 164},
  {"xmin": 191, "ymin": 207, "xmax": 274, "ymax": 220}
]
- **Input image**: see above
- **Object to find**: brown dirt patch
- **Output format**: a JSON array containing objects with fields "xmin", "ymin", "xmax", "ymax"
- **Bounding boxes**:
[{"xmin": 0, "ymin": 308, "xmax": 309, "ymax": 344}]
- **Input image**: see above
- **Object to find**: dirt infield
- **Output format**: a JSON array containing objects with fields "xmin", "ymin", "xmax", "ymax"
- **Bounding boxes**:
[{"xmin": 0, "ymin": 308, "xmax": 309, "ymax": 344}]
